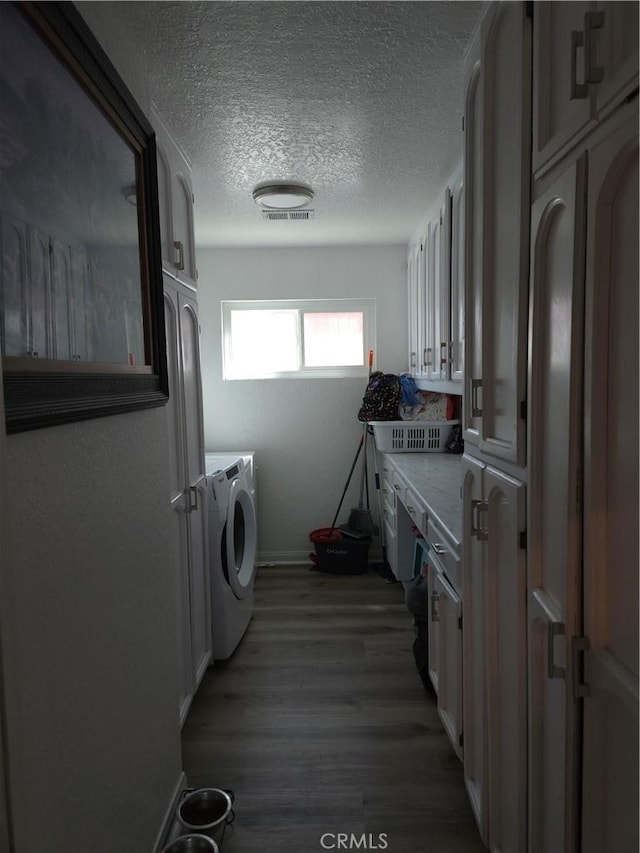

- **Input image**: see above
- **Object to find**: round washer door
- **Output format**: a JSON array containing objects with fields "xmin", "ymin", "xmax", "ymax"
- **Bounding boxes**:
[{"xmin": 221, "ymin": 475, "xmax": 257, "ymax": 599}]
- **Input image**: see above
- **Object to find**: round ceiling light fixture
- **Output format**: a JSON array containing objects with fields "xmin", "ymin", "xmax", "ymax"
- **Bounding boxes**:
[{"xmin": 252, "ymin": 182, "xmax": 314, "ymax": 210}]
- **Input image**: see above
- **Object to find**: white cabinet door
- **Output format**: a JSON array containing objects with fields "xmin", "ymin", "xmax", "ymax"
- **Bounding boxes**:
[
  {"xmin": 427, "ymin": 556, "xmax": 440, "ymax": 696},
  {"xmin": 592, "ymin": 1, "xmax": 639, "ymax": 118},
  {"xmin": 527, "ymin": 156, "xmax": 587, "ymax": 853},
  {"xmin": 164, "ymin": 279, "xmax": 212, "ymax": 725},
  {"xmin": 164, "ymin": 286, "xmax": 195, "ymax": 724},
  {"xmin": 407, "ymin": 242, "xmax": 419, "ymax": 375},
  {"xmin": 179, "ymin": 294, "xmax": 211, "ymax": 687},
  {"xmin": 484, "ymin": 465, "xmax": 527, "ymax": 853},
  {"xmin": 461, "ymin": 453, "xmax": 488, "ymax": 842},
  {"xmin": 449, "ymin": 169, "xmax": 465, "ymax": 384},
  {"xmin": 434, "ymin": 562, "xmax": 463, "ymax": 760},
  {"xmin": 153, "ymin": 108, "xmax": 198, "ymax": 287},
  {"xmin": 425, "ymin": 219, "xmax": 438, "ymax": 381},
  {"xmin": 434, "ymin": 189, "xmax": 452, "ymax": 381},
  {"xmin": 463, "ymin": 52, "xmax": 483, "ymax": 445},
  {"xmin": 532, "ymin": 1, "xmax": 596, "ymax": 173},
  {"xmin": 479, "ymin": 1, "xmax": 531, "ymax": 467},
  {"xmin": 581, "ymin": 109, "xmax": 639, "ymax": 853}
]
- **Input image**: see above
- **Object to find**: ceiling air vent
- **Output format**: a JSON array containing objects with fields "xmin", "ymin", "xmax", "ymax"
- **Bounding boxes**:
[{"xmin": 262, "ymin": 209, "xmax": 315, "ymax": 221}]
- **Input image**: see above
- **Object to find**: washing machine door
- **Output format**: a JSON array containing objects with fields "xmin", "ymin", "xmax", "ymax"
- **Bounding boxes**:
[{"xmin": 221, "ymin": 474, "xmax": 257, "ymax": 599}]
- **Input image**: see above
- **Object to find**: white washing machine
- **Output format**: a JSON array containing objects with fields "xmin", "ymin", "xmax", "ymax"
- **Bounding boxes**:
[{"xmin": 205, "ymin": 452, "xmax": 257, "ymax": 659}]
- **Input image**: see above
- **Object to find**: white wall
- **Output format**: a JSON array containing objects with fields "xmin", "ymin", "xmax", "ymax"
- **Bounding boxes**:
[
  {"xmin": 2, "ymin": 414, "xmax": 182, "ymax": 852},
  {"xmin": 197, "ymin": 245, "xmax": 408, "ymax": 562},
  {"xmin": 0, "ymin": 6, "xmax": 184, "ymax": 851}
]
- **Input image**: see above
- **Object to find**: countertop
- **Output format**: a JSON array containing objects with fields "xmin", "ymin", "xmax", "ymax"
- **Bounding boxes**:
[{"xmin": 383, "ymin": 452, "xmax": 463, "ymax": 550}]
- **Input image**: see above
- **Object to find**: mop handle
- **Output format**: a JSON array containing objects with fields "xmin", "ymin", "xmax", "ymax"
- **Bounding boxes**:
[{"xmin": 329, "ymin": 432, "xmax": 364, "ymax": 534}]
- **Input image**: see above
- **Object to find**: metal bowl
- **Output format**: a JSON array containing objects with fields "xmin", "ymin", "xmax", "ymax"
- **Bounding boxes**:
[
  {"xmin": 177, "ymin": 788, "xmax": 233, "ymax": 833},
  {"xmin": 161, "ymin": 834, "xmax": 219, "ymax": 853}
]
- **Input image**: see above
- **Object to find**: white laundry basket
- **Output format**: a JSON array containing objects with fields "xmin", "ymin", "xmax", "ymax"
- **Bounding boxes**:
[{"xmin": 368, "ymin": 420, "xmax": 459, "ymax": 453}]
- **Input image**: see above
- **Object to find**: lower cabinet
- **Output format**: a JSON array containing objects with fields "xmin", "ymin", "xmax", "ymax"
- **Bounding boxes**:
[
  {"xmin": 462, "ymin": 453, "xmax": 527, "ymax": 853},
  {"xmin": 431, "ymin": 558, "xmax": 463, "ymax": 759}
]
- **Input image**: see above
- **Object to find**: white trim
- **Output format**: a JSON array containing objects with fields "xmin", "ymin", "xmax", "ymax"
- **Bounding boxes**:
[{"xmin": 152, "ymin": 771, "xmax": 188, "ymax": 853}]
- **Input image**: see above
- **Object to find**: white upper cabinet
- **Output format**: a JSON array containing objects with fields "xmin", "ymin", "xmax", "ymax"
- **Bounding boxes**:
[
  {"xmin": 462, "ymin": 34, "xmax": 483, "ymax": 445},
  {"xmin": 532, "ymin": 1, "xmax": 639, "ymax": 175},
  {"xmin": 407, "ymin": 242, "xmax": 420, "ymax": 375},
  {"xmin": 433, "ymin": 188, "xmax": 452, "ymax": 382},
  {"xmin": 152, "ymin": 107, "xmax": 198, "ymax": 287},
  {"xmin": 590, "ymin": 1, "xmax": 639, "ymax": 117},
  {"xmin": 449, "ymin": 167, "xmax": 465, "ymax": 384},
  {"xmin": 465, "ymin": 1, "xmax": 531, "ymax": 466}
]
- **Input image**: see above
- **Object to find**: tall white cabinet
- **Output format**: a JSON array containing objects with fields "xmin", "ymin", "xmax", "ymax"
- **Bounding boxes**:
[
  {"xmin": 154, "ymin": 110, "xmax": 211, "ymax": 725},
  {"xmin": 457, "ymin": 2, "xmax": 638, "ymax": 853},
  {"xmin": 460, "ymin": 4, "xmax": 532, "ymax": 851}
]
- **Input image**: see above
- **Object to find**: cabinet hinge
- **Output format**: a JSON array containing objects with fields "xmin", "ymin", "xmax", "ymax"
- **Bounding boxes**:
[
  {"xmin": 462, "ymin": 115, "xmax": 465, "ymax": 132},
  {"xmin": 525, "ymin": 1, "xmax": 533, "ymax": 19},
  {"xmin": 520, "ymin": 399, "xmax": 527, "ymax": 421},
  {"xmin": 519, "ymin": 530, "xmax": 527, "ymax": 550}
]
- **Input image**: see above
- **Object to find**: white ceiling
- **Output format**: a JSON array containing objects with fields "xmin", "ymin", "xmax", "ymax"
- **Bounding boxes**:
[{"xmin": 111, "ymin": 1, "xmax": 483, "ymax": 248}]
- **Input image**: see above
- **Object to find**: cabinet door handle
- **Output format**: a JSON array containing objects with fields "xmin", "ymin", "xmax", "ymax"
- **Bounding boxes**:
[
  {"xmin": 570, "ymin": 30, "xmax": 589, "ymax": 100},
  {"xmin": 431, "ymin": 590, "xmax": 440, "ymax": 622},
  {"xmin": 471, "ymin": 499, "xmax": 488, "ymax": 541},
  {"xmin": 547, "ymin": 621, "xmax": 566, "ymax": 679},
  {"xmin": 584, "ymin": 10, "xmax": 604, "ymax": 84},
  {"xmin": 188, "ymin": 485, "xmax": 199, "ymax": 512},
  {"xmin": 470, "ymin": 378, "xmax": 483, "ymax": 417},
  {"xmin": 423, "ymin": 347, "xmax": 432, "ymax": 367},
  {"xmin": 173, "ymin": 240, "xmax": 185, "ymax": 270},
  {"xmin": 410, "ymin": 351, "xmax": 417, "ymax": 369},
  {"xmin": 432, "ymin": 543, "xmax": 446, "ymax": 555},
  {"xmin": 440, "ymin": 341, "xmax": 449, "ymax": 366}
]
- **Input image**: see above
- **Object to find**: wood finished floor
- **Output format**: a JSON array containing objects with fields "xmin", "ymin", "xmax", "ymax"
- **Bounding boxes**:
[{"xmin": 181, "ymin": 565, "xmax": 486, "ymax": 853}]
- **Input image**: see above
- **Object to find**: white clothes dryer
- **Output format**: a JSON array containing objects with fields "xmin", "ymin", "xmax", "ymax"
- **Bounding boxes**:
[{"xmin": 205, "ymin": 452, "xmax": 257, "ymax": 659}]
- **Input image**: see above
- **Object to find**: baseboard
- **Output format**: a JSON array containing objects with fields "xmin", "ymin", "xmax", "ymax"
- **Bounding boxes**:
[
  {"xmin": 257, "ymin": 551, "xmax": 311, "ymax": 565},
  {"xmin": 257, "ymin": 548, "xmax": 382, "ymax": 567},
  {"xmin": 152, "ymin": 771, "xmax": 187, "ymax": 853}
]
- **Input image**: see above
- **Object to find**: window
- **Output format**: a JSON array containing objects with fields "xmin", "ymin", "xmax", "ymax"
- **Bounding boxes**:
[{"xmin": 222, "ymin": 299, "xmax": 376, "ymax": 379}]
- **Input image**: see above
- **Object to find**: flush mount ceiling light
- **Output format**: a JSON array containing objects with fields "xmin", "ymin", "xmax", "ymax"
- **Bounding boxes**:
[{"xmin": 252, "ymin": 183, "xmax": 314, "ymax": 210}]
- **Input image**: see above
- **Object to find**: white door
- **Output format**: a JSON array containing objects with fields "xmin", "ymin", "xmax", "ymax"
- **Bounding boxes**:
[
  {"xmin": 461, "ymin": 453, "xmax": 488, "ymax": 843},
  {"xmin": 581, "ymin": 110, "xmax": 639, "ymax": 853},
  {"xmin": 480, "ymin": 2, "xmax": 531, "ymax": 466},
  {"xmin": 532, "ymin": 1, "xmax": 596, "ymax": 173},
  {"xmin": 427, "ymin": 555, "xmax": 440, "ymax": 696},
  {"xmin": 592, "ymin": 1, "xmax": 639, "ymax": 117},
  {"xmin": 179, "ymin": 293, "xmax": 211, "ymax": 686},
  {"xmin": 463, "ymin": 55, "xmax": 483, "ymax": 445},
  {"xmin": 449, "ymin": 170, "xmax": 465, "ymax": 384},
  {"xmin": 485, "ymin": 465, "xmax": 527, "ymax": 853},
  {"xmin": 164, "ymin": 286, "xmax": 194, "ymax": 723},
  {"xmin": 527, "ymin": 156, "xmax": 587, "ymax": 853},
  {"xmin": 425, "ymin": 219, "xmax": 438, "ymax": 381},
  {"xmin": 173, "ymin": 172, "xmax": 197, "ymax": 285},
  {"xmin": 435, "ymin": 189, "xmax": 452, "ymax": 381},
  {"xmin": 434, "ymin": 563, "xmax": 463, "ymax": 760},
  {"xmin": 407, "ymin": 243, "xmax": 419, "ymax": 374}
]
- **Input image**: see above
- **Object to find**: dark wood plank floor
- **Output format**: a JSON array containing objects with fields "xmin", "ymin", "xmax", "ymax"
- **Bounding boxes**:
[{"xmin": 181, "ymin": 565, "xmax": 486, "ymax": 853}]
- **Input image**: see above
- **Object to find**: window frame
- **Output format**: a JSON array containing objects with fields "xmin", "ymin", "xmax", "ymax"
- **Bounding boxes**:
[{"xmin": 221, "ymin": 298, "xmax": 376, "ymax": 380}]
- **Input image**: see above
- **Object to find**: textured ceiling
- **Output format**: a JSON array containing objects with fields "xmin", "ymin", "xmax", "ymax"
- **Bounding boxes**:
[{"xmin": 109, "ymin": 1, "xmax": 483, "ymax": 247}]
